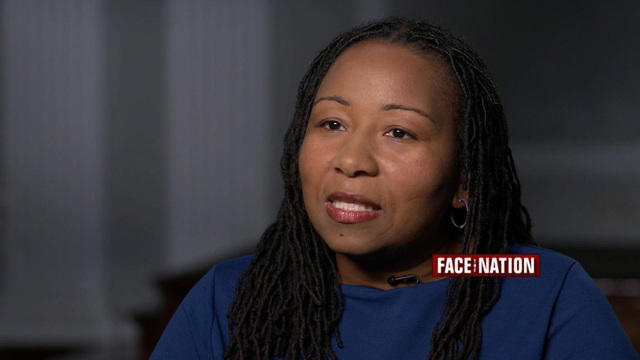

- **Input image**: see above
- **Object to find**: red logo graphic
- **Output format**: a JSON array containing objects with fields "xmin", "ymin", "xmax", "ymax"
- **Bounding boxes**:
[{"xmin": 432, "ymin": 254, "xmax": 540, "ymax": 277}]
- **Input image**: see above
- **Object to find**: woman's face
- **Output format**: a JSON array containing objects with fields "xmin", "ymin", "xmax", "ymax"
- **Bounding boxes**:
[{"xmin": 299, "ymin": 40, "xmax": 464, "ymax": 263}]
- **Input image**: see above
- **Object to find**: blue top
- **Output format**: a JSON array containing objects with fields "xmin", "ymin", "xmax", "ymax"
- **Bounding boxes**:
[{"xmin": 151, "ymin": 244, "xmax": 639, "ymax": 359}]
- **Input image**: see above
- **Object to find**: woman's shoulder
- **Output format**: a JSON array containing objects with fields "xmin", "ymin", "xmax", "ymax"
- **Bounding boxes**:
[
  {"xmin": 169, "ymin": 254, "xmax": 255, "ymax": 317},
  {"xmin": 200, "ymin": 254, "xmax": 256, "ymax": 310},
  {"xmin": 503, "ymin": 243, "xmax": 638, "ymax": 358},
  {"xmin": 180, "ymin": 254, "xmax": 255, "ymax": 304},
  {"xmin": 502, "ymin": 242, "xmax": 590, "ymax": 302},
  {"xmin": 210, "ymin": 254, "xmax": 255, "ymax": 288},
  {"xmin": 150, "ymin": 254, "xmax": 255, "ymax": 359},
  {"xmin": 508, "ymin": 242, "xmax": 577, "ymax": 278},
  {"xmin": 494, "ymin": 242, "xmax": 591, "ymax": 320}
]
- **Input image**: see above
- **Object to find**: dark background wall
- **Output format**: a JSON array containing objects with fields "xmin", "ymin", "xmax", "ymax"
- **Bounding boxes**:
[
  {"xmin": 0, "ymin": 0, "xmax": 638, "ymax": 358},
  {"xmin": 384, "ymin": 1, "xmax": 640, "ymax": 246}
]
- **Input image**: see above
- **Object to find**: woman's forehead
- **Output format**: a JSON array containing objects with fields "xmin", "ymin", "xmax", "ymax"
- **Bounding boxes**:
[{"xmin": 314, "ymin": 40, "xmax": 456, "ymax": 114}]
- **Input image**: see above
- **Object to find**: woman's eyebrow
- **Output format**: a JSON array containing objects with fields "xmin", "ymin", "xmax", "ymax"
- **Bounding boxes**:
[
  {"xmin": 313, "ymin": 96, "xmax": 350, "ymax": 106},
  {"xmin": 312, "ymin": 97, "xmax": 435, "ymax": 123},
  {"xmin": 382, "ymin": 103, "xmax": 434, "ymax": 123}
]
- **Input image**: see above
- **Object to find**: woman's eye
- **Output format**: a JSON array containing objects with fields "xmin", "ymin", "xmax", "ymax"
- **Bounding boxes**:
[
  {"xmin": 385, "ymin": 128, "xmax": 413, "ymax": 140},
  {"xmin": 320, "ymin": 120, "xmax": 345, "ymax": 131}
]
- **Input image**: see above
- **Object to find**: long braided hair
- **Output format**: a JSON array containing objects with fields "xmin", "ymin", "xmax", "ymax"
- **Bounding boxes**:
[{"xmin": 224, "ymin": 17, "xmax": 534, "ymax": 360}]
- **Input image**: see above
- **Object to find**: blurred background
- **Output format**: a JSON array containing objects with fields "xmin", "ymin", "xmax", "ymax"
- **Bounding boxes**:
[{"xmin": 0, "ymin": 0, "xmax": 638, "ymax": 358}]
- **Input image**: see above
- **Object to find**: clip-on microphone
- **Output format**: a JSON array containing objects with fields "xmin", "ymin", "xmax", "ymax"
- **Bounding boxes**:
[{"xmin": 387, "ymin": 274, "xmax": 421, "ymax": 286}]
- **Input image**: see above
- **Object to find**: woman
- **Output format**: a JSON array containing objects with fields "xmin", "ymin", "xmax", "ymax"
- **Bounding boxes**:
[{"xmin": 151, "ymin": 18, "xmax": 638, "ymax": 359}]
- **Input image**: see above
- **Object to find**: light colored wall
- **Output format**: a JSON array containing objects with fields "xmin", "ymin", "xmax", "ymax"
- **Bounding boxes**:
[
  {"xmin": 165, "ymin": 0, "xmax": 272, "ymax": 271},
  {"xmin": 0, "ymin": 0, "xmax": 111, "ymax": 346}
]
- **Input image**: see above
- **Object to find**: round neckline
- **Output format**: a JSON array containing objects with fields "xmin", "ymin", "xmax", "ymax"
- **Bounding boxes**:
[
  {"xmin": 339, "ymin": 276, "xmax": 451, "ymax": 296},
  {"xmin": 335, "ymin": 243, "xmax": 530, "ymax": 296}
]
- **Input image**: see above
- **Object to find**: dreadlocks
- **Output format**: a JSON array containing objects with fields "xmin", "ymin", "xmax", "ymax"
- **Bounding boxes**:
[{"xmin": 224, "ymin": 17, "xmax": 534, "ymax": 360}]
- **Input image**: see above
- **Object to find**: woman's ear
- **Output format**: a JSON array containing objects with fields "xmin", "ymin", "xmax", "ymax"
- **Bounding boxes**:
[{"xmin": 451, "ymin": 176, "xmax": 470, "ymax": 208}]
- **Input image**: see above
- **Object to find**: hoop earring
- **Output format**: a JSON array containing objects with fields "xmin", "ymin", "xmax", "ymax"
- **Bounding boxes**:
[{"xmin": 450, "ymin": 198, "xmax": 469, "ymax": 229}]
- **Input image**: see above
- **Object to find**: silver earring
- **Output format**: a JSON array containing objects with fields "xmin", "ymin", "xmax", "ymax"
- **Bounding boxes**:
[{"xmin": 450, "ymin": 198, "xmax": 469, "ymax": 229}]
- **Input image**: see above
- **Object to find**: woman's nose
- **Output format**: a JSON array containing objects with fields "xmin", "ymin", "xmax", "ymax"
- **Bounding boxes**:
[{"xmin": 331, "ymin": 132, "xmax": 379, "ymax": 177}]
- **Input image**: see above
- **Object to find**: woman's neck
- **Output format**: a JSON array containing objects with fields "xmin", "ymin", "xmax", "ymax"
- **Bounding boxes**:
[{"xmin": 335, "ymin": 235, "xmax": 465, "ymax": 290}]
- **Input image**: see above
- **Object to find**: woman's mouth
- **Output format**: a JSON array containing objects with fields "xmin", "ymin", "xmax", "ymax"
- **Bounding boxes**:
[{"xmin": 326, "ymin": 192, "xmax": 381, "ymax": 224}]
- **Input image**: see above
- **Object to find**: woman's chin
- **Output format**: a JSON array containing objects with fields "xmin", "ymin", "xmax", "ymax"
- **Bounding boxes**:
[
  {"xmin": 323, "ymin": 237, "xmax": 396, "ymax": 263},
  {"xmin": 323, "ymin": 236, "xmax": 383, "ymax": 258}
]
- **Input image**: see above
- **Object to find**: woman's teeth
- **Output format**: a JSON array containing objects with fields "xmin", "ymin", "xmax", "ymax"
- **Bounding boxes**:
[{"xmin": 331, "ymin": 200, "xmax": 376, "ymax": 212}]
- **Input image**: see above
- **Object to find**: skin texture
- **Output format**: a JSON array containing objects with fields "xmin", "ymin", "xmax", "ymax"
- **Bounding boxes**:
[{"xmin": 299, "ymin": 40, "xmax": 469, "ymax": 290}]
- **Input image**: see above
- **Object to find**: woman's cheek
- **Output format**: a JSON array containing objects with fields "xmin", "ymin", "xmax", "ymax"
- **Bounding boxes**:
[
  {"xmin": 302, "ymin": 134, "xmax": 339, "ymax": 170},
  {"xmin": 389, "ymin": 152, "xmax": 449, "ymax": 202},
  {"xmin": 299, "ymin": 138, "xmax": 327, "ymax": 201}
]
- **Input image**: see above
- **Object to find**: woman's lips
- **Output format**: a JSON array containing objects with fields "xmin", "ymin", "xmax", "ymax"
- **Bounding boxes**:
[
  {"xmin": 326, "ymin": 202, "xmax": 381, "ymax": 223},
  {"xmin": 325, "ymin": 192, "xmax": 382, "ymax": 224}
]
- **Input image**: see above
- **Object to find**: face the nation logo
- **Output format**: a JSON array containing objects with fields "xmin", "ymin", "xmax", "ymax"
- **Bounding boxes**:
[{"xmin": 432, "ymin": 254, "xmax": 540, "ymax": 277}]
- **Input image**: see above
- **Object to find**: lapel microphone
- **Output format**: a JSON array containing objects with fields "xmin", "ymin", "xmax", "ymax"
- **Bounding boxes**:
[{"xmin": 387, "ymin": 274, "xmax": 421, "ymax": 286}]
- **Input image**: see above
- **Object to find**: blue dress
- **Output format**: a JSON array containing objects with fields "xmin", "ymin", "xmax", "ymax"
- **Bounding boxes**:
[{"xmin": 151, "ymin": 244, "xmax": 639, "ymax": 359}]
